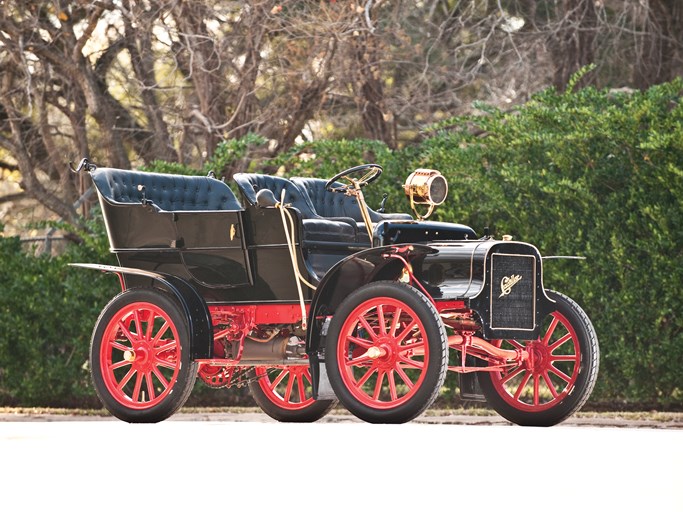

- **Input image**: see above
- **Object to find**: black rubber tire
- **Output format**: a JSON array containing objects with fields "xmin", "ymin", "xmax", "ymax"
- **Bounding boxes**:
[
  {"xmin": 248, "ymin": 367, "xmax": 337, "ymax": 423},
  {"xmin": 477, "ymin": 290, "xmax": 599, "ymax": 427},
  {"xmin": 325, "ymin": 281, "xmax": 448, "ymax": 424},
  {"xmin": 90, "ymin": 288, "xmax": 197, "ymax": 423}
]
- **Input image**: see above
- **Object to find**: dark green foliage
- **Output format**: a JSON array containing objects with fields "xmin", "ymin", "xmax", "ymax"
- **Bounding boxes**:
[{"xmin": 0, "ymin": 219, "xmax": 118, "ymax": 407}]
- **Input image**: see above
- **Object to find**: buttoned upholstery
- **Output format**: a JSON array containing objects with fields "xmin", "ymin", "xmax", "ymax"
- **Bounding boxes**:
[
  {"xmin": 233, "ymin": 173, "xmax": 360, "ymax": 244},
  {"xmin": 291, "ymin": 177, "xmax": 413, "ymax": 224},
  {"xmin": 91, "ymin": 168, "xmax": 242, "ymax": 211}
]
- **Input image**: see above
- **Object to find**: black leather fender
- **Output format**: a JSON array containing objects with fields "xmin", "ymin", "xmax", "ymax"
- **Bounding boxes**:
[
  {"xmin": 70, "ymin": 263, "xmax": 213, "ymax": 360},
  {"xmin": 305, "ymin": 244, "xmax": 436, "ymax": 399}
]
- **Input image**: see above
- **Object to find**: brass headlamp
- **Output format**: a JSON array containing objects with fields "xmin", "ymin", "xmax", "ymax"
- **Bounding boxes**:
[{"xmin": 403, "ymin": 169, "xmax": 448, "ymax": 219}]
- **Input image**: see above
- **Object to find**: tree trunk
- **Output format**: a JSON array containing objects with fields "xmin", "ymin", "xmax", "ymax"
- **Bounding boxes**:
[{"xmin": 551, "ymin": 0, "xmax": 598, "ymax": 91}]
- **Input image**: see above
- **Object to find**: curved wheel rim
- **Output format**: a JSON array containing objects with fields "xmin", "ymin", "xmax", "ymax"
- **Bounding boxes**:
[
  {"xmin": 490, "ymin": 311, "xmax": 581, "ymax": 412},
  {"xmin": 100, "ymin": 301, "xmax": 182, "ymax": 410},
  {"xmin": 337, "ymin": 297, "xmax": 429, "ymax": 409},
  {"xmin": 255, "ymin": 366, "xmax": 316, "ymax": 410}
]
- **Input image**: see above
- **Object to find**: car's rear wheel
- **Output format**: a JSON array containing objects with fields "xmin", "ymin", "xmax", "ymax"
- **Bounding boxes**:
[
  {"xmin": 249, "ymin": 366, "xmax": 337, "ymax": 422},
  {"xmin": 325, "ymin": 281, "xmax": 448, "ymax": 424},
  {"xmin": 90, "ymin": 288, "xmax": 197, "ymax": 423},
  {"xmin": 477, "ymin": 290, "xmax": 599, "ymax": 426}
]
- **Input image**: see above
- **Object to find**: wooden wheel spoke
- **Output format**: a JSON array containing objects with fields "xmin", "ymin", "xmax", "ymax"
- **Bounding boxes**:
[
  {"xmin": 154, "ymin": 355, "xmax": 177, "ymax": 369},
  {"xmin": 151, "ymin": 321, "xmax": 171, "ymax": 346},
  {"xmin": 133, "ymin": 310, "xmax": 144, "ymax": 340},
  {"xmin": 398, "ymin": 355, "xmax": 424, "ymax": 370},
  {"xmin": 154, "ymin": 340, "xmax": 176, "ymax": 356},
  {"xmin": 144, "ymin": 310, "xmax": 155, "ymax": 342},
  {"xmin": 117, "ymin": 320, "xmax": 137, "ymax": 344},
  {"xmin": 542, "ymin": 316, "xmax": 560, "ymax": 346},
  {"xmin": 145, "ymin": 371, "xmax": 156, "ymax": 401},
  {"xmin": 551, "ymin": 354, "xmax": 578, "ymax": 362},
  {"xmin": 110, "ymin": 341, "xmax": 131, "ymax": 353},
  {"xmin": 152, "ymin": 366, "xmax": 169, "ymax": 390},
  {"xmin": 110, "ymin": 359, "xmax": 131, "ymax": 371},
  {"xmin": 542, "ymin": 371, "xmax": 559, "ymax": 399},
  {"xmin": 347, "ymin": 335, "xmax": 373, "ymax": 350},
  {"xmin": 116, "ymin": 366, "xmax": 136, "ymax": 391},
  {"xmin": 284, "ymin": 372, "xmax": 295, "ymax": 402},
  {"xmin": 548, "ymin": 364, "xmax": 572, "ymax": 384},
  {"xmin": 387, "ymin": 371, "xmax": 398, "ymax": 401},
  {"xmin": 270, "ymin": 369, "xmax": 288, "ymax": 390},
  {"xmin": 389, "ymin": 307, "xmax": 402, "ymax": 337},
  {"xmin": 373, "ymin": 370, "xmax": 385, "ymax": 400},
  {"xmin": 358, "ymin": 315, "xmax": 379, "ymax": 341},
  {"xmin": 356, "ymin": 366, "xmax": 377, "ymax": 388},
  {"xmin": 377, "ymin": 305, "xmax": 387, "ymax": 334},
  {"xmin": 297, "ymin": 374, "xmax": 306, "ymax": 402},
  {"xmin": 132, "ymin": 370, "xmax": 144, "ymax": 402},
  {"xmin": 501, "ymin": 365, "xmax": 525, "ymax": 385},
  {"xmin": 394, "ymin": 320, "xmax": 418, "ymax": 345},
  {"xmin": 394, "ymin": 365, "xmax": 414, "ymax": 389},
  {"xmin": 398, "ymin": 341, "xmax": 425, "ymax": 353},
  {"xmin": 513, "ymin": 371, "xmax": 532, "ymax": 401},
  {"xmin": 549, "ymin": 332, "xmax": 573, "ymax": 353}
]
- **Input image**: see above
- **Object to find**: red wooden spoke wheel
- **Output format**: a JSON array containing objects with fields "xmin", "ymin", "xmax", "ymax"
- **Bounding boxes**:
[
  {"xmin": 249, "ymin": 366, "xmax": 336, "ymax": 422},
  {"xmin": 477, "ymin": 290, "xmax": 599, "ymax": 427},
  {"xmin": 90, "ymin": 289, "xmax": 196, "ymax": 423},
  {"xmin": 326, "ymin": 281, "xmax": 447, "ymax": 424},
  {"xmin": 337, "ymin": 298, "xmax": 429, "ymax": 408}
]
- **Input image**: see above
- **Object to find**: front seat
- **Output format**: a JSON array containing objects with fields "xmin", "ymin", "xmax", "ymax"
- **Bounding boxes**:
[
  {"xmin": 233, "ymin": 173, "xmax": 360, "ymax": 244},
  {"xmin": 291, "ymin": 177, "xmax": 413, "ymax": 243}
]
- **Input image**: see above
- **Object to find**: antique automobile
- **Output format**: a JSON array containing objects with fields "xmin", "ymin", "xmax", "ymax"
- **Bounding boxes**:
[{"xmin": 71, "ymin": 158, "xmax": 599, "ymax": 426}]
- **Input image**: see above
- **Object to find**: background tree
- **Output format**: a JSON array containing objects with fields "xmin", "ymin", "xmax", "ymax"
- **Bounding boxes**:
[{"xmin": 1, "ymin": 0, "xmax": 682, "ymax": 230}]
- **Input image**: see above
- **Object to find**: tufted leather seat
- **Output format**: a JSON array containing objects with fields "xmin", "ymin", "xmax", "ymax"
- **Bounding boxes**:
[
  {"xmin": 91, "ymin": 168, "xmax": 242, "ymax": 211},
  {"xmin": 233, "ymin": 173, "xmax": 360, "ymax": 244},
  {"xmin": 291, "ymin": 177, "xmax": 413, "ymax": 228}
]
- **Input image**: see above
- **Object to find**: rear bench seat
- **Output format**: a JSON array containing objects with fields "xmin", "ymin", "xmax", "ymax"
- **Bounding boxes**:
[{"xmin": 90, "ymin": 168, "xmax": 242, "ymax": 211}]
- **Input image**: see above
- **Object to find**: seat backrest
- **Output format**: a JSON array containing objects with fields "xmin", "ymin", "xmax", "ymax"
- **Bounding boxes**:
[
  {"xmin": 292, "ymin": 177, "xmax": 389, "ymax": 222},
  {"xmin": 233, "ymin": 173, "xmax": 318, "ymax": 219},
  {"xmin": 91, "ymin": 168, "xmax": 242, "ymax": 211}
]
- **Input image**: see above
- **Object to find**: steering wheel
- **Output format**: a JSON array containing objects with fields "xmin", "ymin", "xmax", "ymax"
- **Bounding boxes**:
[{"xmin": 325, "ymin": 163, "xmax": 383, "ymax": 193}]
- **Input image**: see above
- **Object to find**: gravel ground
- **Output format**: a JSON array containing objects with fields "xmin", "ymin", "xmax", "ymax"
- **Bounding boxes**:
[{"xmin": 1, "ymin": 407, "xmax": 682, "ymax": 428}]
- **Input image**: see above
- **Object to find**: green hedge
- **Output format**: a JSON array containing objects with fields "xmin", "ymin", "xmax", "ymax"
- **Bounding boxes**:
[
  {"xmin": 0, "ymin": 221, "xmax": 117, "ymax": 407},
  {"xmin": 1, "ymin": 78, "xmax": 681, "ymax": 409}
]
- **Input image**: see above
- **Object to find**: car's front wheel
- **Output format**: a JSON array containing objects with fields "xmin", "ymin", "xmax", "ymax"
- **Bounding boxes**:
[
  {"xmin": 477, "ymin": 290, "xmax": 599, "ymax": 426},
  {"xmin": 325, "ymin": 281, "xmax": 448, "ymax": 424}
]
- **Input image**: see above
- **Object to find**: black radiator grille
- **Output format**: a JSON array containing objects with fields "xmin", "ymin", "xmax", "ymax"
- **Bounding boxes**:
[{"xmin": 490, "ymin": 253, "xmax": 536, "ymax": 331}]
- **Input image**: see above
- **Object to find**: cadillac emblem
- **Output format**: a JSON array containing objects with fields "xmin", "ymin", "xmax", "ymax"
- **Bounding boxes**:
[{"xmin": 499, "ymin": 274, "xmax": 522, "ymax": 298}]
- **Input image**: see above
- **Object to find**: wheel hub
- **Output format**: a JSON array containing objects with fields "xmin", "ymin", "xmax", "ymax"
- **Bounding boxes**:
[{"xmin": 524, "ymin": 340, "xmax": 549, "ymax": 373}]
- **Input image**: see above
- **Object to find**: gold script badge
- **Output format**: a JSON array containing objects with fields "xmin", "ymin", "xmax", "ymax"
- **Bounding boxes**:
[{"xmin": 499, "ymin": 274, "xmax": 522, "ymax": 298}]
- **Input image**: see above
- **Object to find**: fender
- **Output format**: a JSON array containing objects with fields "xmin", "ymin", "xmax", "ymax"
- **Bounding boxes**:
[
  {"xmin": 305, "ymin": 243, "xmax": 435, "ymax": 399},
  {"xmin": 70, "ymin": 263, "xmax": 213, "ymax": 360}
]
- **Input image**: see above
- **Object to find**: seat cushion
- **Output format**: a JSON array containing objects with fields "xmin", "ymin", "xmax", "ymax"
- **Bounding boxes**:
[{"xmin": 302, "ymin": 218, "xmax": 357, "ymax": 243}]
